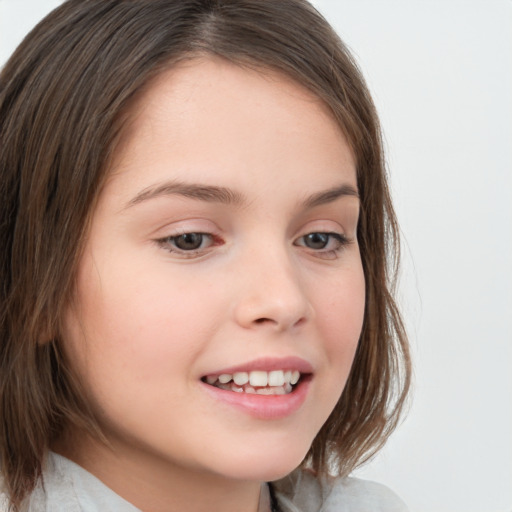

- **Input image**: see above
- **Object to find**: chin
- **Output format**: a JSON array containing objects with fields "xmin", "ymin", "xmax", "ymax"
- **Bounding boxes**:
[{"xmin": 211, "ymin": 441, "xmax": 310, "ymax": 483}]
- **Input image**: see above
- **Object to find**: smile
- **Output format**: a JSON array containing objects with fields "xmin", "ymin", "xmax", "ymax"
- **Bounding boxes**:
[
  {"xmin": 202, "ymin": 370, "xmax": 302, "ymax": 395},
  {"xmin": 199, "ymin": 357, "xmax": 313, "ymax": 419}
]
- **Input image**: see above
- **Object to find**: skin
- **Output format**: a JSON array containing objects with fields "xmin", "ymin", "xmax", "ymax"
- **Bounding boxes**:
[{"xmin": 59, "ymin": 57, "xmax": 365, "ymax": 512}]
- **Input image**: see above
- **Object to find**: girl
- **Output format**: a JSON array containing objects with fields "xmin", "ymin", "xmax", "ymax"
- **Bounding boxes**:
[{"xmin": 0, "ymin": 1, "xmax": 411, "ymax": 510}]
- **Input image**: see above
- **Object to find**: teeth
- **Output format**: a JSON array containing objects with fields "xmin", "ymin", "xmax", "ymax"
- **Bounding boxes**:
[
  {"xmin": 233, "ymin": 372, "xmax": 249, "ymax": 385},
  {"xmin": 204, "ymin": 369, "xmax": 304, "ymax": 393},
  {"xmin": 249, "ymin": 371, "xmax": 268, "ymax": 387},
  {"xmin": 268, "ymin": 370, "xmax": 285, "ymax": 386}
]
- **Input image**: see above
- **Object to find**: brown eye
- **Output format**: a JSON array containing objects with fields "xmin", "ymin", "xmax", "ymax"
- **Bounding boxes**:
[
  {"xmin": 172, "ymin": 233, "xmax": 205, "ymax": 251},
  {"xmin": 303, "ymin": 233, "xmax": 330, "ymax": 250},
  {"xmin": 156, "ymin": 231, "xmax": 220, "ymax": 258}
]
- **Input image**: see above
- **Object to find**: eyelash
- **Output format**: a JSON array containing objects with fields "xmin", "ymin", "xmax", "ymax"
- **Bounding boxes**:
[{"xmin": 155, "ymin": 231, "xmax": 351, "ymax": 259}]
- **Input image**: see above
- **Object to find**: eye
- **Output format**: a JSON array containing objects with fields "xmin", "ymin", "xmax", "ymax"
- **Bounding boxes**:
[
  {"xmin": 294, "ymin": 231, "xmax": 350, "ymax": 258},
  {"xmin": 171, "ymin": 233, "xmax": 208, "ymax": 251},
  {"xmin": 156, "ymin": 232, "xmax": 218, "ymax": 257},
  {"xmin": 302, "ymin": 232, "xmax": 332, "ymax": 250}
]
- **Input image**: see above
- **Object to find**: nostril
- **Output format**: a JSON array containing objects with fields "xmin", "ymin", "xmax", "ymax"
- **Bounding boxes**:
[
  {"xmin": 253, "ymin": 316, "xmax": 306, "ymax": 328},
  {"xmin": 254, "ymin": 317, "xmax": 278, "ymax": 325}
]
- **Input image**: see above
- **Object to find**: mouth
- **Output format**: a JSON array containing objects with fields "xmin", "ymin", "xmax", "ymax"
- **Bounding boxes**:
[
  {"xmin": 199, "ymin": 357, "xmax": 313, "ymax": 419},
  {"xmin": 201, "ymin": 369, "xmax": 304, "ymax": 396}
]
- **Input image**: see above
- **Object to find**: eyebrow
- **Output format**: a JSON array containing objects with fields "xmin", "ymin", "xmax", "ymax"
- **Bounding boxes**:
[
  {"xmin": 126, "ymin": 181, "xmax": 245, "ymax": 208},
  {"xmin": 301, "ymin": 183, "xmax": 359, "ymax": 208},
  {"xmin": 125, "ymin": 180, "xmax": 359, "ymax": 209}
]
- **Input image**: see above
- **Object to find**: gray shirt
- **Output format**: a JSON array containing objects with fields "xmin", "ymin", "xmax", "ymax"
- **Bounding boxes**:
[{"xmin": 1, "ymin": 452, "xmax": 409, "ymax": 511}]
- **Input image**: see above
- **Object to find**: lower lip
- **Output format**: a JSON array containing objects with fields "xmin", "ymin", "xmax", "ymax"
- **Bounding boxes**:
[{"xmin": 200, "ymin": 378, "xmax": 311, "ymax": 420}]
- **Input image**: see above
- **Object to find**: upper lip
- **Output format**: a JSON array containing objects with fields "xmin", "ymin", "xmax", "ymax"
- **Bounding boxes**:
[{"xmin": 202, "ymin": 356, "xmax": 314, "ymax": 377}]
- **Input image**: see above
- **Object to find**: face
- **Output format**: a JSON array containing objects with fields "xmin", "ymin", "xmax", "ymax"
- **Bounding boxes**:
[{"xmin": 62, "ymin": 58, "xmax": 365, "ymax": 491}]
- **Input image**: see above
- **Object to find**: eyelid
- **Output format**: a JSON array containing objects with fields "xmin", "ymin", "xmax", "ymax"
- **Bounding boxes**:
[{"xmin": 148, "ymin": 216, "xmax": 221, "ymax": 238}]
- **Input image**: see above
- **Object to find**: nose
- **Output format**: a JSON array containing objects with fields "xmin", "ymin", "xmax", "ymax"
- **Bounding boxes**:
[{"xmin": 233, "ymin": 247, "xmax": 312, "ymax": 332}]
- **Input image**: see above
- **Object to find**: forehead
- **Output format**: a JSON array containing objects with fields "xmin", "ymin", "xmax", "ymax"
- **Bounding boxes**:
[
  {"xmin": 105, "ymin": 56, "xmax": 356, "ymax": 203},
  {"xmin": 132, "ymin": 56, "xmax": 338, "ymax": 127}
]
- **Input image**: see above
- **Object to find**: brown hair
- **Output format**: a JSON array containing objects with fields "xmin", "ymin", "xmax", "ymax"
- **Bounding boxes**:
[{"xmin": 0, "ymin": 0, "xmax": 411, "ymax": 508}]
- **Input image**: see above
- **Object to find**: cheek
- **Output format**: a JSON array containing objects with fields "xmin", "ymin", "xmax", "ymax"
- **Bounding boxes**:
[
  {"xmin": 62, "ymin": 255, "xmax": 220, "ymax": 388},
  {"xmin": 320, "ymin": 264, "xmax": 365, "ymax": 342},
  {"xmin": 314, "ymin": 263, "xmax": 366, "ymax": 382},
  {"xmin": 60, "ymin": 278, "xmax": 199, "ymax": 435}
]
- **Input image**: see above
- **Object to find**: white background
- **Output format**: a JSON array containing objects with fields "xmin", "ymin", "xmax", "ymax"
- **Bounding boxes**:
[{"xmin": 1, "ymin": 1, "xmax": 511, "ymax": 511}]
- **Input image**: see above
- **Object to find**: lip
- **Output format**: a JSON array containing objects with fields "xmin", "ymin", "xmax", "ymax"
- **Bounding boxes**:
[
  {"xmin": 200, "ymin": 356, "xmax": 313, "ymax": 420},
  {"xmin": 200, "ymin": 376, "xmax": 311, "ymax": 420},
  {"xmin": 203, "ymin": 356, "xmax": 314, "ymax": 376}
]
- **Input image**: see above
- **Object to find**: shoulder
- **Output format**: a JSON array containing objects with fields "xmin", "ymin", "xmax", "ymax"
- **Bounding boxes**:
[
  {"xmin": 0, "ymin": 495, "xmax": 9, "ymax": 512},
  {"xmin": 0, "ymin": 476, "xmax": 11, "ymax": 512},
  {"xmin": 323, "ymin": 476, "xmax": 409, "ymax": 512},
  {"xmin": 273, "ymin": 469, "xmax": 409, "ymax": 512},
  {"xmin": 1, "ymin": 453, "xmax": 140, "ymax": 512}
]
